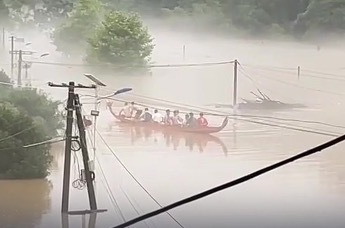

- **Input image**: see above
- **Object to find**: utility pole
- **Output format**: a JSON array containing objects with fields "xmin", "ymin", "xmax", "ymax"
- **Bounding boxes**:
[
  {"xmin": 74, "ymin": 93, "xmax": 97, "ymax": 210},
  {"xmin": 2, "ymin": 27, "xmax": 4, "ymax": 49},
  {"xmin": 10, "ymin": 36, "xmax": 14, "ymax": 79},
  {"xmin": 17, "ymin": 50, "xmax": 22, "ymax": 87},
  {"xmin": 183, "ymin": 45, "xmax": 186, "ymax": 61},
  {"xmin": 24, "ymin": 63, "xmax": 29, "ymax": 83},
  {"xmin": 57, "ymin": 81, "xmax": 75, "ymax": 213},
  {"xmin": 233, "ymin": 59, "xmax": 238, "ymax": 108},
  {"xmin": 48, "ymin": 81, "xmax": 107, "ymax": 215}
]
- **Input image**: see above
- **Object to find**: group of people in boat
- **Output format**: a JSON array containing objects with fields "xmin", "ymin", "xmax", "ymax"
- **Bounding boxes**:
[{"xmin": 118, "ymin": 102, "xmax": 209, "ymax": 128}]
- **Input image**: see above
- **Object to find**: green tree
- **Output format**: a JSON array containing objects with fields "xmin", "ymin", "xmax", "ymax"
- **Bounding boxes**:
[
  {"xmin": 295, "ymin": 0, "xmax": 345, "ymax": 38},
  {"xmin": 4, "ymin": 0, "xmax": 75, "ymax": 27},
  {"xmin": 0, "ymin": 0, "xmax": 10, "ymax": 26},
  {"xmin": 86, "ymin": 10, "xmax": 154, "ymax": 69},
  {"xmin": 0, "ymin": 69, "xmax": 12, "ymax": 84},
  {"xmin": 0, "ymin": 71, "xmax": 62, "ymax": 179},
  {"xmin": 161, "ymin": 0, "xmax": 231, "ymax": 32},
  {"xmin": 35, "ymin": 0, "xmax": 76, "ymax": 25},
  {"xmin": 52, "ymin": 0, "xmax": 103, "ymax": 56},
  {"xmin": 0, "ymin": 102, "xmax": 52, "ymax": 179},
  {"xmin": 4, "ymin": 88, "xmax": 63, "ymax": 137}
]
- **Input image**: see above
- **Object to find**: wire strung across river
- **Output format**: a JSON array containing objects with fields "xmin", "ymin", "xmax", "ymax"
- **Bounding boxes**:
[
  {"xmin": 104, "ymin": 96, "xmax": 342, "ymax": 137},
  {"xmin": 129, "ymin": 93, "xmax": 338, "ymax": 127},
  {"xmin": 27, "ymin": 60, "xmax": 235, "ymax": 69},
  {"xmin": 99, "ymin": 86, "xmax": 345, "ymax": 129},
  {"xmin": 237, "ymin": 66, "xmax": 303, "ymax": 102},
  {"xmin": 83, "ymin": 105, "xmax": 152, "ymax": 226},
  {"xmin": 238, "ymin": 64, "xmax": 345, "ymax": 97},
  {"xmin": 82, "ymin": 113, "xmax": 128, "ymax": 222},
  {"xmin": 95, "ymin": 156, "xmax": 127, "ymax": 223},
  {"xmin": 241, "ymin": 63, "xmax": 345, "ymax": 81},
  {"xmin": 119, "ymin": 185, "xmax": 152, "ymax": 228},
  {"xmin": 100, "ymin": 87, "xmax": 345, "ymax": 130},
  {"xmin": 111, "ymin": 133, "xmax": 345, "ymax": 228},
  {"xmin": 96, "ymin": 129, "xmax": 185, "ymax": 228}
]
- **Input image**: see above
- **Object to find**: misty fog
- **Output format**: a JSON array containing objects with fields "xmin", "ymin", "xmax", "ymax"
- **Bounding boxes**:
[{"xmin": 2, "ymin": 4, "xmax": 345, "ymax": 228}]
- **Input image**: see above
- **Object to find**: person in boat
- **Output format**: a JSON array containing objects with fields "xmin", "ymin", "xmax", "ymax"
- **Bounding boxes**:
[
  {"xmin": 186, "ymin": 112, "xmax": 197, "ymax": 127},
  {"xmin": 140, "ymin": 108, "xmax": 153, "ymax": 122},
  {"xmin": 183, "ymin": 114, "xmax": 190, "ymax": 126},
  {"xmin": 152, "ymin": 109, "xmax": 163, "ymax": 123},
  {"xmin": 172, "ymin": 110, "xmax": 183, "ymax": 126},
  {"xmin": 119, "ymin": 102, "xmax": 132, "ymax": 119},
  {"xmin": 129, "ymin": 101, "xmax": 137, "ymax": 115},
  {"xmin": 130, "ymin": 102, "xmax": 143, "ymax": 119},
  {"xmin": 163, "ymin": 109, "xmax": 173, "ymax": 125},
  {"xmin": 197, "ymin": 112, "xmax": 208, "ymax": 127}
]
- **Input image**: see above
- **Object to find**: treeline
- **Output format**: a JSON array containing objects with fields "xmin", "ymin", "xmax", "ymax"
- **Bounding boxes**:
[
  {"xmin": 108, "ymin": 0, "xmax": 345, "ymax": 38},
  {"xmin": 1, "ymin": 0, "xmax": 345, "ymax": 38}
]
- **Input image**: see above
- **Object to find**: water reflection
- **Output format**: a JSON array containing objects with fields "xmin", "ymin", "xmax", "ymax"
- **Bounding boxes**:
[
  {"xmin": 108, "ymin": 123, "xmax": 229, "ymax": 156},
  {"xmin": 61, "ymin": 213, "xmax": 97, "ymax": 228},
  {"xmin": 0, "ymin": 179, "xmax": 52, "ymax": 228},
  {"xmin": 50, "ymin": 142, "xmax": 65, "ymax": 171}
]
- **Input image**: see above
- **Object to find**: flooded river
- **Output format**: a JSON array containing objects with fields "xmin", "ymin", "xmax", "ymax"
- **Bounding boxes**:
[{"xmin": 1, "ymin": 30, "xmax": 345, "ymax": 228}]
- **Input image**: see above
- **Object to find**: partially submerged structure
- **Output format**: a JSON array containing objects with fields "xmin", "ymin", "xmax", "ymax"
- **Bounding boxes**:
[{"xmin": 211, "ymin": 89, "xmax": 306, "ymax": 111}]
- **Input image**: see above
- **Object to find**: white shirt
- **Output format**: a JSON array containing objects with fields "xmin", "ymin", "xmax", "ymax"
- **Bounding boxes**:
[
  {"xmin": 172, "ymin": 115, "xmax": 183, "ymax": 125},
  {"xmin": 152, "ymin": 112, "xmax": 163, "ymax": 122},
  {"xmin": 122, "ymin": 105, "xmax": 131, "ymax": 117}
]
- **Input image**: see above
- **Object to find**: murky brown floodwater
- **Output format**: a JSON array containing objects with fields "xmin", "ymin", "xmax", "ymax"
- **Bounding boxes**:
[{"xmin": 1, "ymin": 30, "xmax": 345, "ymax": 228}]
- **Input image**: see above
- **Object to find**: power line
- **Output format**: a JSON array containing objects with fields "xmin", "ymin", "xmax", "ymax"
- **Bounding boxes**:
[
  {"xmin": 236, "ymin": 67, "xmax": 345, "ymax": 130},
  {"xmin": 0, "ymin": 117, "xmax": 40, "ymax": 133},
  {"xmin": 84, "ymin": 125, "xmax": 126, "ymax": 221},
  {"xmin": 241, "ymin": 63, "xmax": 345, "ymax": 81},
  {"xmin": 241, "ymin": 67, "xmax": 345, "ymax": 96},
  {"xmin": 119, "ymin": 186, "xmax": 151, "ymax": 228},
  {"xmin": 300, "ymin": 68, "xmax": 345, "ymax": 79},
  {"xmin": 239, "ymin": 118, "xmax": 340, "ymax": 137},
  {"xmin": 96, "ymin": 129, "xmax": 185, "ymax": 228},
  {"xmin": 106, "ymin": 96, "xmax": 339, "ymax": 137},
  {"xmin": 104, "ymin": 88, "xmax": 341, "ymax": 129},
  {"xmin": 105, "ymin": 95, "xmax": 341, "ymax": 137},
  {"xmin": 83, "ymin": 104, "xmax": 149, "ymax": 225},
  {"xmin": 27, "ymin": 60, "xmax": 235, "ymax": 69},
  {"xmin": 235, "ymin": 114, "xmax": 345, "ymax": 130},
  {"xmin": 95, "ymin": 155, "xmax": 126, "ymax": 222},
  {"xmin": 111, "ymin": 133, "xmax": 345, "ymax": 228},
  {"xmin": 237, "ymin": 67, "xmax": 298, "ymax": 102},
  {"xmin": 0, "ymin": 125, "xmax": 36, "ymax": 143},
  {"xmin": 241, "ymin": 63, "xmax": 297, "ymax": 71},
  {"xmin": 0, "ymin": 136, "xmax": 65, "ymax": 151}
]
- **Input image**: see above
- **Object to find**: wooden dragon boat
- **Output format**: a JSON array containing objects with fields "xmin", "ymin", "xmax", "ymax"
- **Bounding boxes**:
[{"xmin": 107, "ymin": 103, "xmax": 228, "ymax": 135}]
